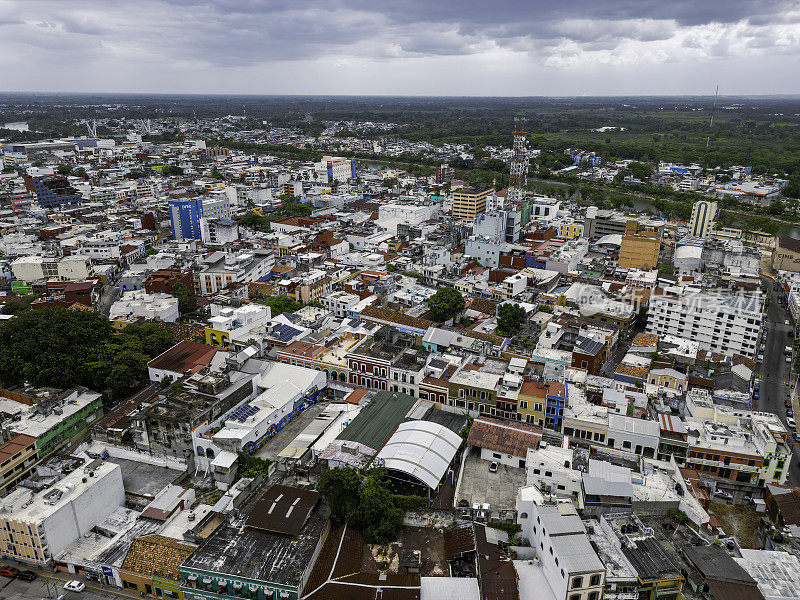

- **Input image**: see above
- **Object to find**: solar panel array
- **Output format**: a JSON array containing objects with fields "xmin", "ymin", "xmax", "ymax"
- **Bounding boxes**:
[
  {"xmin": 273, "ymin": 324, "xmax": 302, "ymax": 342},
  {"xmin": 229, "ymin": 404, "xmax": 259, "ymax": 422}
]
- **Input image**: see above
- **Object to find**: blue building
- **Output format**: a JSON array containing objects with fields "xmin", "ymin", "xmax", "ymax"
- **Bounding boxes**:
[
  {"xmin": 24, "ymin": 175, "xmax": 83, "ymax": 209},
  {"xmin": 169, "ymin": 197, "xmax": 203, "ymax": 240},
  {"xmin": 545, "ymin": 381, "xmax": 567, "ymax": 431},
  {"xmin": 170, "ymin": 196, "xmax": 232, "ymax": 241}
]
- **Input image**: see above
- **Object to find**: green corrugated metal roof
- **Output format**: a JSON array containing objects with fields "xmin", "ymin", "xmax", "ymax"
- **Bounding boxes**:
[{"xmin": 335, "ymin": 390, "xmax": 418, "ymax": 451}]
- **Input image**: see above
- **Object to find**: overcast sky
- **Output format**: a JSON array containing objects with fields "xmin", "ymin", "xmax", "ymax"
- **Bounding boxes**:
[{"xmin": 2, "ymin": 0, "xmax": 800, "ymax": 95}]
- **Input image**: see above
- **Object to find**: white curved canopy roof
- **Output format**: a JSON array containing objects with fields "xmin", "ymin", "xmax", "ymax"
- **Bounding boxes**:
[{"xmin": 376, "ymin": 420, "xmax": 462, "ymax": 489}]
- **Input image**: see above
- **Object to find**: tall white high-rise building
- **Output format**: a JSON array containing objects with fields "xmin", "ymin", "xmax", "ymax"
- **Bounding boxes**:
[
  {"xmin": 646, "ymin": 286, "xmax": 762, "ymax": 358},
  {"xmin": 689, "ymin": 200, "xmax": 717, "ymax": 238}
]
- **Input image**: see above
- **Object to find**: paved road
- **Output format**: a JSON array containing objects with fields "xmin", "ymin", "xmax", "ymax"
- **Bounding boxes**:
[
  {"xmin": 0, "ymin": 568, "xmax": 139, "ymax": 600},
  {"xmin": 97, "ymin": 285, "xmax": 119, "ymax": 317},
  {"xmin": 758, "ymin": 279, "xmax": 800, "ymax": 486}
]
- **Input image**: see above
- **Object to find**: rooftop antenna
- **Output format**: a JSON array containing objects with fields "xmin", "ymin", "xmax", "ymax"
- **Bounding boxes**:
[{"xmin": 706, "ymin": 85, "xmax": 719, "ymax": 149}]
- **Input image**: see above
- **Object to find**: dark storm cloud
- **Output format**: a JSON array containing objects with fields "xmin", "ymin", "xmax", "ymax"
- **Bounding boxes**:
[{"xmin": 1, "ymin": 0, "xmax": 799, "ymax": 94}]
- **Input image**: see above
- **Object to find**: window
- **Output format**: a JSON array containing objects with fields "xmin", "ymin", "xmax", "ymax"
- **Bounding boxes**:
[
  {"xmin": 590, "ymin": 575, "xmax": 601, "ymax": 586},
  {"xmin": 570, "ymin": 596, "xmax": 580, "ymax": 600},
  {"xmin": 572, "ymin": 577, "xmax": 584, "ymax": 590},
  {"xmin": 589, "ymin": 593, "xmax": 599, "ymax": 600},
  {"xmin": 493, "ymin": 453, "xmax": 501, "ymax": 459}
]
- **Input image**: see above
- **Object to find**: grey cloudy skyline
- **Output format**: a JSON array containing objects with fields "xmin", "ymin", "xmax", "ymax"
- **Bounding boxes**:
[{"xmin": 2, "ymin": 0, "xmax": 800, "ymax": 95}]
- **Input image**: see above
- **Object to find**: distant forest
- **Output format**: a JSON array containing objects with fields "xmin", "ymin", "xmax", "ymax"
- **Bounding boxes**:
[{"xmin": 2, "ymin": 94, "xmax": 800, "ymax": 176}]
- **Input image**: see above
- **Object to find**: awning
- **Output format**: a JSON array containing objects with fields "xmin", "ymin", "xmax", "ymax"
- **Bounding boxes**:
[{"xmin": 232, "ymin": 583, "xmax": 243, "ymax": 590}]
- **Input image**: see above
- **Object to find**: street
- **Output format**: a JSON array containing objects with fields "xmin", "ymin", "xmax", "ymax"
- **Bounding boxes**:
[
  {"xmin": 0, "ymin": 569, "xmax": 139, "ymax": 600},
  {"xmin": 757, "ymin": 279, "xmax": 800, "ymax": 486},
  {"xmin": 97, "ymin": 285, "xmax": 119, "ymax": 317}
]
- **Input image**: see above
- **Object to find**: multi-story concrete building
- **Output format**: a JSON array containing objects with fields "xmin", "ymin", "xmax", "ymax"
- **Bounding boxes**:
[
  {"xmin": 0, "ymin": 459, "xmax": 124, "ymax": 564},
  {"xmin": 1, "ymin": 388, "xmax": 103, "ymax": 459},
  {"xmin": 689, "ymin": 200, "xmax": 717, "ymax": 238},
  {"xmin": 132, "ymin": 370, "xmax": 256, "ymax": 457},
  {"xmin": 558, "ymin": 218, "xmax": 585, "ymax": 240},
  {"xmin": 646, "ymin": 287, "xmax": 762, "ymax": 359},
  {"xmin": 109, "ymin": 290, "xmax": 180, "ymax": 323},
  {"xmin": 204, "ymin": 304, "xmax": 271, "ymax": 349},
  {"xmin": 448, "ymin": 369, "xmax": 501, "ymax": 417},
  {"xmin": 347, "ymin": 326, "xmax": 413, "ymax": 390},
  {"xmin": 389, "ymin": 348, "xmax": 430, "ymax": 398},
  {"xmin": 314, "ymin": 155, "xmax": 356, "ymax": 183},
  {"xmin": 24, "ymin": 174, "xmax": 83, "ymax": 209},
  {"xmin": 516, "ymin": 501, "xmax": 606, "ymax": 600},
  {"xmin": 583, "ymin": 207, "xmax": 629, "ymax": 240},
  {"xmin": 0, "ymin": 434, "xmax": 37, "ymax": 497},
  {"xmin": 452, "ymin": 187, "xmax": 493, "ymax": 220},
  {"xmin": 686, "ymin": 420, "xmax": 763, "ymax": 486},
  {"xmin": 198, "ymin": 250, "xmax": 275, "ymax": 295},
  {"xmin": 295, "ymin": 270, "xmax": 332, "ymax": 304},
  {"xmin": 170, "ymin": 196, "xmax": 232, "ymax": 241},
  {"xmin": 618, "ymin": 220, "xmax": 661, "ymax": 270},
  {"xmin": 320, "ymin": 290, "xmax": 359, "ymax": 318},
  {"xmin": 529, "ymin": 196, "xmax": 561, "ymax": 223},
  {"xmin": 10, "ymin": 255, "xmax": 93, "ymax": 284},
  {"xmin": 772, "ymin": 236, "xmax": 800, "ymax": 272}
]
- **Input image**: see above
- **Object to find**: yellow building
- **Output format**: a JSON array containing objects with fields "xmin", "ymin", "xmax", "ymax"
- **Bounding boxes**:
[
  {"xmin": 204, "ymin": 326, "xmax": 230, "ymax": 348},
  {"xmin": 557, "ymin": 220, "xmax": 584, "ymax": 240},
  {"xmin": 517, "ymin": 380, "xmax": 547, "ymax": 427},
  {"xmin": 452, "ymin": 187, "xmax": 493, "ymax": 220},
  {"xmin": 618, "ymin": 220, "xmax": 661, "ymax": 269},
  {"xmin": 647, "ymin": 368, "xmax": 688, "ymax": 392}
]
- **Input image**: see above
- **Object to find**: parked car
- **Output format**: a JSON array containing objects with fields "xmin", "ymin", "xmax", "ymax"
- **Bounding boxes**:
[
  {"xmin": 754, "ymin": 379, "xmax": 760, "ymax": 390},
  {"xmin": 788, "ymin": 409, "xmax": 794, "ymax": 418},
  {"xmin": 786, "ymin": 320, "xmax": 791, "ymax": 326},
  {"xmin": 787, "ymin": 400, "xmax": 794, "ymax": 409},
  {"xmin": 787, "ymin": 416, "xmax": 796, "ymax": 429},
  {"xmin": 793, "ymin": 432, "xmax": 800, "ymax": 443},
  {"xmin": 787, "ymin": 356, "xmax": 793, "ymax": 363},
  {"xmin": 17, "ymin": 571, "xmax": 37, "ymax": 582},
  {"xmin": 489, "ymin": 461, "xmax": 499, "ymax": 473},
  {"xmin": 753, "ymin": 390, "xmax": 759, "ymax": 400},
  {"xmin": 63, "ymin": 581, "xmax": 85, "ymax": 592},
  {"xmin": 713, "ymin": 490, "xmax": 733, "ymax": 501},
  {"xmin": 0, "ymin": 566, "xmax": 19, "ymax": 578}
]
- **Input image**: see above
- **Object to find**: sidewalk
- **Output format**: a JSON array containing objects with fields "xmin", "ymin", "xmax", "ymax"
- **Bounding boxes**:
[{"xmin": 1, "ymin": 562, "xmax": 143, "ymax": 600}]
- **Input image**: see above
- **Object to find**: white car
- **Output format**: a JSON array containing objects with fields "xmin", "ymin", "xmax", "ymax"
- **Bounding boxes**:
[
  {"xmin": 787, "ymin": 417, "xmax": 797, "ymax": 430},
  {"xmin": 63, "ymin": 581, "xmax": 85, "ymax": 593}
]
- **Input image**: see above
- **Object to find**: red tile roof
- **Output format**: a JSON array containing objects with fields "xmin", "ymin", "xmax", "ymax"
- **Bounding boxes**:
[
  {"xmin": 467, "ymin": 417, "xmax": 542, "ymax": 458},
  {"xmin": 147, "ymin": 340, "xmax": 219, "ymax": 374}
]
